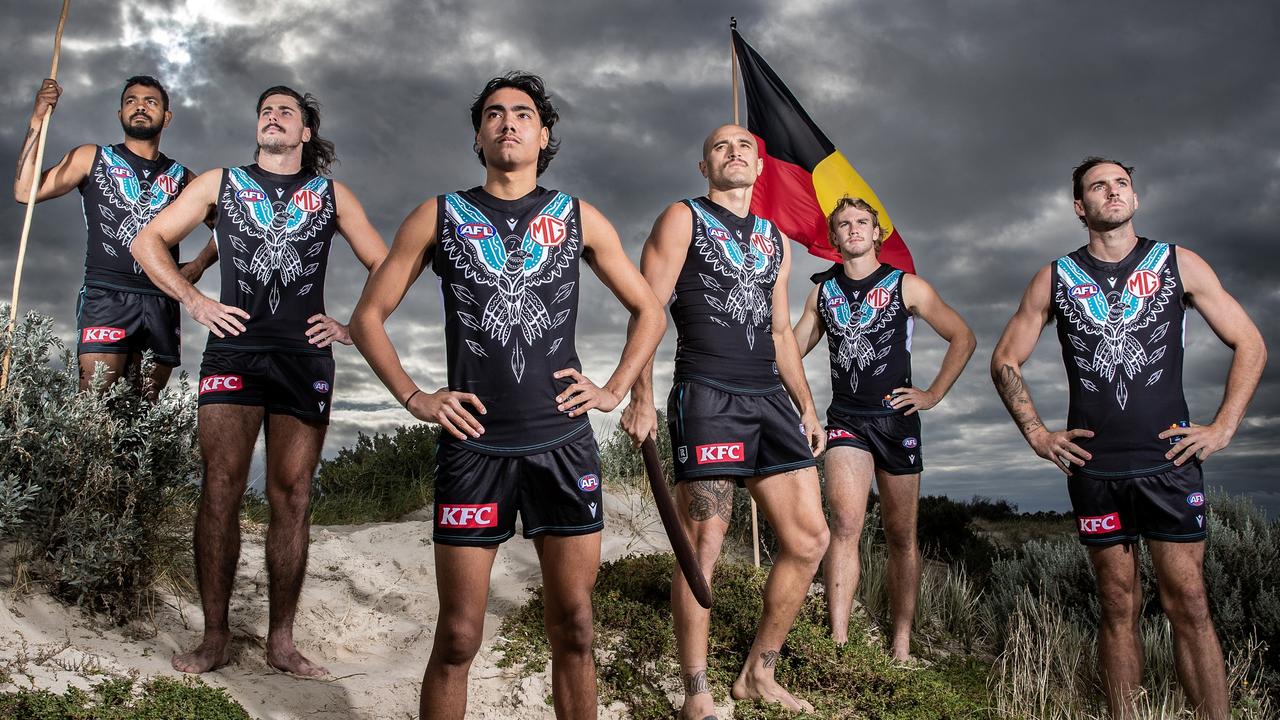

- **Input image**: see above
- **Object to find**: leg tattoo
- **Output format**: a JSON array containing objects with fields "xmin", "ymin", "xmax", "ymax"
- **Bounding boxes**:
[
  {"xmin": 760, "ymin": 649, "xmax": 780, "ymax": 668},
  {"xmin": 688, "ymin": 480, "xmax": 734, "ymax": 523},
  {"xmin": 684, "ymin": 668, "xmax": 710, "ymax": 695}
]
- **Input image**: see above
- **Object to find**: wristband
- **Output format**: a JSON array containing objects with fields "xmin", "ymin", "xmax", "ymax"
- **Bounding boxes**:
[{"xmin": 403, "ymin": 389, "xmax": 422, "ymax": 408}]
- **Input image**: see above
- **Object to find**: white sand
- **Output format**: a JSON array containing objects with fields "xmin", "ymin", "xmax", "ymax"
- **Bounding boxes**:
[{"xmin": 0, "ymin": 484, "xmax": 734, "ymax": 719}]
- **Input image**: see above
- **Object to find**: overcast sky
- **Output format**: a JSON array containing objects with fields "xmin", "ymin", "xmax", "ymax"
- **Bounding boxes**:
[{"xmin": 2, "ymin": 0, "xmax": 1276, "ymax": 514}]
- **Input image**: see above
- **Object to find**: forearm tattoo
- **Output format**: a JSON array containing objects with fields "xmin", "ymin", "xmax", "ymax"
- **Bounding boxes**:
[
  {"xmin": 16, "ymin": 127, "xmax": 37, "ymax": 177},
  {"xmin": 994, "ymin": 364, "xmax": 1044, "ymax": 436},
  {"xmin": 687, "ymin": 480, "xmax": 734, "ymax": 523},
  {"xmin": 760, "ymin": 649, "xmax": 780, "ymax": 668},
  {"xmin": 683, "ymin": 668, "xmax": 709, "ymax": 695}
]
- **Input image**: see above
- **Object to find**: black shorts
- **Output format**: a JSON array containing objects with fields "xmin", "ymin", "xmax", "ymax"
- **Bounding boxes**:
[
  {"xmin": 1068, "ymin": 463, "xmax": 1206, "ymax": 546},
  {"xmin": 76, "ymin": 285, "xmax": 180, "ymax": 366},
  {"xmin": 667, "ymin": 379, "xmax": 816, "ymax": 483},
  {"xmin": 197, "ymin": 347, "xmax": 335, "ymax": 423},
  {"xmin": 433, "ymin": 431, "xmax": 604, "ymax": 546},
  {"xmin": 824, "ymin": 410, "xmax": 923, "ymax": 475}
]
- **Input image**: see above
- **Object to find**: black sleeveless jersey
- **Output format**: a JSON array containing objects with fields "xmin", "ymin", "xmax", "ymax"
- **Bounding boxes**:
[
  {"xmin": 433, "ymin": 186, "xmax": 589, "ymax": 456},
  {"xmin": 78, "ymin": 144, "xmax": 189, "ymax": 294},
  {"xmin": 812, "ymin": 263, "xmax": 913, "ymax": 415},
  {"xmin": 209, "ymin": 165, "xmax": 338, "ymax": 355},
  {"xmin": 670, "ymin": 197, "xmax": 785, "ymax": 392},
  {"xmin": 1051, "ymin": 237, "xmax": 1191, "ymax": 478}
]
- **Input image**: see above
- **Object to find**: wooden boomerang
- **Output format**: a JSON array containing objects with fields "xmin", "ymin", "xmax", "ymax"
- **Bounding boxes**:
[{"xmin": 641, "ymin": 437, "xmax": 712, "ymax": 609}]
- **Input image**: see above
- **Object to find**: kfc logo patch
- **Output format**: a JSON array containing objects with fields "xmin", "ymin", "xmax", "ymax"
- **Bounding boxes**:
[
  {"xmin": 108, "ymin": 166, "xmax": 135, "ymax": 179},
  {"xmin": 867, "ymin": 287, "xmax": 891, "ymax": 309},
  {"xmin": 708, "ymin": 227, "xmax": 732, "ymax": 243},
  {"xmin": 292, "ymin": 188, "xmax": 323, "ymax": 213},
  {"xmin": 155, "ymin": 175, "xmax": 179, "ymax": 195},
  {"xmin": 529, "ymin": 214, "xmax": 567, "ymax": 247},
  {"xmin": 827, "ymin": 428, "xmax": 856, "ymax": 441},
  {"xmin": 199, "ymin": 374, "xmax": 243, "ymax": 395},
  {"xmin": 696, "ymin": 442, "xmax": 745, "ymax": 464},
  {"xmin": 437, "ymin": 503, "xmax": 498, "ymax": 529},
  {"xmin": 237, "ymin": 188, "xmax": 266, "ymax": 203},
  {"xmin": 1078, "ymin": 512, "xmax": 1121, "ymax": 535},
  {"xmin": 312, "ymin": 380, "xmax": 331, "ymax": 394},
  {"xmin": 750, "ymin": 232, "xmax": 774, "ymax": 256},
  {"xmin": 577, "ymin": 474, "xmax": 600, "ymax": 492},
  {"xmin": 1069, "ymin": 283, "xmax": 1100, "ymax": 299},
  {"xmin": 81, "ymin": 326, "xmax": 126, "ymax": 343},
  {"xmin": 458, "ymin": 222, "xmax": 496, "ymax": 240},
  {"xmin": 1187, "ymin": 492, "xmax": 1205, "ymax": 507},
  {"xmin": 1126, "ymin": 269, "xmax": 1160, "ymax": 298}
]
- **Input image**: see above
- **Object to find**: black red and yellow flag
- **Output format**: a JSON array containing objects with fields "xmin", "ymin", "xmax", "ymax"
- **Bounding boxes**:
[{"xmin": 733, "ymin": 29, "xmax": 914, "ymax": 273}]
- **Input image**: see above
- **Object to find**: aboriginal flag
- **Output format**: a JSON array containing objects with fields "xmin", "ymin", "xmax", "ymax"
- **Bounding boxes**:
[{"xmin": 733, "ymin": 29, "xmax": 914, "ymax": 273}]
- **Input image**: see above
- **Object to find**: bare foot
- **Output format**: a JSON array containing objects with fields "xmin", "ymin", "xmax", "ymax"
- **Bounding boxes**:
[
  {"xmin": 678, "ymin": 692, "xmax": 718, "ymax": 720},
  {"xmin": 890, "ymin": 638, "xmax": 911, "ymax": 662},
  {"xmin": 172, "ymin": 635, "xmax": 232, "ymax": 674},
  {"xmin": 731, "ymin": 670, "xmax": 814, "ymax": 713},
  {"xmin": 266, "ymin": 643, "xmax": 329, "ymax": 678}
]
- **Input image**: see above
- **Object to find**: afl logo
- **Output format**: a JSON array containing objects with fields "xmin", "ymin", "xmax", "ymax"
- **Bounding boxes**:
[
  {"xmin": 867, "ymin": 287, "xmax": 891, "ymax": 309},
  {"xmin": 826, "ymin": 296, "xmax": 847, "ymax": 310},
  {"xmin": 577, "ymin": 474, "xmax": 600, "ymax": 492},
  {"xmin": 1126, "ymin": 269, "xmax": 1160, "ymax": 298},
  {"xmin": 1187, "ymin": 492, "xmax": 1205, "ymax": 507},
  {"xmin": 237, "ymin": 188, "xmax": 266, "ymax": 202},
  {"xmin": 155, "ymin": 175, "xmax": 179, "ymax": 195},
  {"xmin": 708, "ymin": 227, "xmax": 732, "ymax": 243},
  {"xmin": 292, "ymin": 188, "xmax": 323, "ymax": 213},
  {"xmin": 529, "ymin": 214, "xmax": 568, "ymax": 247},
  {"xmin": 312, "ymin": 380, "xmax": 330, "ymax": 394},
  {"xmin": 458, "ymin": 222, "xmax": 496, "ymax": 240},
  {"xmin": 750, "ymin": 232, "xmax": 775, "ymax": 256},
  {"xmin": 902, "ymin": 437, "xmax": 919, "ymax": 449},
  {"xmin": 109, "ymin": 166, "xmax": 135, "ymax": 179},
  {"xmin": 1070, "ymin": 283, "xmax": 1100, "ymax": 299}
]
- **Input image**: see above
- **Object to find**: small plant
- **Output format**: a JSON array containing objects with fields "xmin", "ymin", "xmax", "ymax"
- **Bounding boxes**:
[
  {"xmin": 0, "ymin": 675, "xmax": 251, "ymax": 719},
  {"xmin": 307, "ymin": 423, "xmax": 439, "ymax": 525}
]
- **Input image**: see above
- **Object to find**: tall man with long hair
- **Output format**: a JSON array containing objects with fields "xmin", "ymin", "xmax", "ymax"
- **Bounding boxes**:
[
  {"xmin": 14, "ymin": 75, "xmax": 217, "ymax": 396},
  {"xmin": 350, "ymin": 73, "xmax": 664, "ymax": 719},
  {"xmin": 793, "ymin": 197, "xmax": 974, "ymax": 657},
  {"xmin": 621, "ymin": 124, "xmax": 830, "ymax": 717},
  {"xmin": 132, "ymin": 86, "xmax": 388, "ymax": 677},
  {"xmin": 991, "ymin": 157, "xmax": 1265, "ymax": 719}
]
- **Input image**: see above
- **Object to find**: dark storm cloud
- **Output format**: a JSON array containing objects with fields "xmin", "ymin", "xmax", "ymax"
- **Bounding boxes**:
[{"xmin": 2, "ymin": 0, "xmax": 1276, "ymax": 511}]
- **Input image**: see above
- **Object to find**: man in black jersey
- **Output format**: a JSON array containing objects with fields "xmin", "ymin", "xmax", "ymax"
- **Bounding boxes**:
[
  {"xmin": 349, "ymin": 73, "xmax": 664, "ymax": 720},
  {"xmin": 13, "ymin": 75, "xmax": 217, "ymax": 397},
  {"xmin": 621, "ymin": 125, "xmax": 830, "ymax": 717},
  {"xmin": 794, "ymin": 197, "xmax": 974, "ymax": 658},
  {"xmin": 991, "ymin": 158, "xmax": 1265, "ymax": 719},
  {"xmin": 132, "ymin": 86, "xmax": 388, "ymax": 677}
]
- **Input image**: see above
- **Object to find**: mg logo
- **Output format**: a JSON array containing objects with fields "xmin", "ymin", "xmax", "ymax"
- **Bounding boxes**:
[
  {"xmin": 750, "ymin": 232, "xmax": 774, "ymax": 256},
  {"xmin": 458, "ymin": 222, "xmax": 495, "ymax": 240},
  {"xmin": 199, "ymin": 374, "xmax": 243, "ymax": 395},
  {"xmin": 696, "ymin": 442, "xmax": 745, "ymax": 464},
  {"xmin": 155, "ymin": 175, "xmax": 179, "ymax": 195},
  {"xmin": 867, "ymin": 287, "xmax": 891, "ymax": 309},
  {"xmin": 1126, "ymin": 269, "xmax": 1160, "ymax": 298},
  {"xmin": 81, "ymin": 326, "xmax": 126, "ymax": 343},
  {"xmin": 529, "ymin": 214, "xmax": 567, "ymax": 247},
  {"xmin": 437, "ymin": 503, "xmax": 498, "ymax": 528},
  {"xmin": 1078, "ymin": 512, "xmax": 1121, "ymax": 535},
  {"xmin": 292, "ymin": 188, "xmax": 323, "ymax": 213}
]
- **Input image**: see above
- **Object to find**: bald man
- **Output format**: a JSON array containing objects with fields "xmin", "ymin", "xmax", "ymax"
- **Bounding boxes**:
[{"xmin": 621, "ymin": 125, "xmax": 829, "ymax": 718}]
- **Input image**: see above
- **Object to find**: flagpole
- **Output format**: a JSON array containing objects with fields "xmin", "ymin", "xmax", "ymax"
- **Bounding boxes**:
[
  {"xmin": 730, "ymin": 17, "xmax": 762, "ymax": 569},
  {"xmin": 2, "ymin": 0, "xmax": 72, "ymax": 391}
]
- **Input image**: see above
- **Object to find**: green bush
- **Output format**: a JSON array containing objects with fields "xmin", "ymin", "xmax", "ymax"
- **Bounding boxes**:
[
  {"xmin": 308, "ymin": 422, "xmax": 439, "ymax": 525},
  {"xmin": 0, "ymin": 676, "xmax": 250, "ymax": 719},
  {"xmin": 0, "ymin": 309, "xmax": 200, "ymax": 617}
]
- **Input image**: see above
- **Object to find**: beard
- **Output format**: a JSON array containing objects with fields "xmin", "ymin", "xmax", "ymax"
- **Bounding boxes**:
[{"xmin": 121, "ymin": 115, "xmax": 162, "ymax": 140}]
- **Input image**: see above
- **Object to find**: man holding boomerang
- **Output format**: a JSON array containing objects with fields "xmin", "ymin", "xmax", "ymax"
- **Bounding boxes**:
[
  {"xmin": 350, "ymin": 72, "xmax": 664, "ymax": 719},
  {"xmin": 622, "ymin": 124, "xmax": 829, "ymax": 717}
]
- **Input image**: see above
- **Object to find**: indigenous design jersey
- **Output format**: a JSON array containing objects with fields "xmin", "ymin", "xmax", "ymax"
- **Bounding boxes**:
[
  {"xmin": 1052, "ymin": 237, "xmax": 1190, "ymax": 478},
  {"xmin": 433, "ymin": 186, "xmax": 589, "ymax": 455},
  {"xmin": 210, "ymin": 165, "xmax": 337, "ymax": 354},
  {"xmin": 812, "ymin": 263, "xmax": 912, "ymax": 414},
  {"xmin": 79, "ymin": 144, "xmax": 188, "ymax": 294},
  {"xmin": 670, "ymin": 197, "xmax": 785, "ymax": 391}
]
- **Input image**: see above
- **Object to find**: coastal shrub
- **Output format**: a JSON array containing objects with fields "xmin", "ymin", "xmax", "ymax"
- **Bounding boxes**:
[
  {"xmin": 0, "ymin": 676, "xmax": 251, "ymax": 719},
  {"xmin": 307, "ymin": 423, "xmax": 439, "ymax": 525},
  {"xmin": 0, "ymin": 309, "xmax": 200, "ymax": 617}
]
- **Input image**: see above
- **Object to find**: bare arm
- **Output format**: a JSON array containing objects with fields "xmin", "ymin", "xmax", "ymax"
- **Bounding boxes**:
[
  {"xmin": 131, "ymin": 169, "xmax": 249, "ymax": 338},
  {"xmin": 619, "ymin": 202, "xmax": 692, "ymax": 443},
  {"xmin": 555, "ymin": 200, "xmax": 666, "ymax": 417},
  {"xmin": 792, "ymin": 285, "xmax": 824, "ymax": 357},
  {"xmin": 178, "ymin": 235, "xmax": 219, "ymax": 285},
  {"xmin": 771, "ymin": 240, "xmax": 825, "ymax": 456},
  {"xmin": 1156, "ymin": 247, "xmax": 1267, "ymax": 465},
  {"xmin": 891, "ymin": 273, "xmax": 977, "ymax": 414},
  {"xmin": 304, "ymin": 181, "xmax": 391, "ymax": 348},
  {"xmin": 990, "ymin": 264, "xmax": 1093, "ymax": 473}
]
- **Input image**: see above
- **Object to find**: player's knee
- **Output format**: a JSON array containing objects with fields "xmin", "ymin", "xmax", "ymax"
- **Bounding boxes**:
[
  {"xmin": 827, "ymin": 512, "xmax": 864, "ymax": 541},
  {"xmin": 267, "ymin": 474, "xmax": 312, "ymax": 515},
  {"xmin": 781, "ymin": 523, "xmax": 829, "ymax": 564},
  {"xmin": 546, "ymin": 601, "xmax": 594, "ymax": 655},
  {"xmin": 432, "ymin": 623, "xmax": 483, "ymax": 667},
  {"xmin": 882, "ymin": 522, "xmax": 917, "ymax": 551},
  {"xmin": 1160, "ymin": 583, "xmax": 1213, "ymax": 632},
  {"xmin": 1096, "ymin": 584, "xmax": 1141, "ymax": 627}
]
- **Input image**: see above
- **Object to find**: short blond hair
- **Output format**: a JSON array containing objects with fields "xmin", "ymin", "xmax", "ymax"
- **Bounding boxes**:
[{"xmin": 827, "ymin": 196, "xmax": 883, "ymax": 253}]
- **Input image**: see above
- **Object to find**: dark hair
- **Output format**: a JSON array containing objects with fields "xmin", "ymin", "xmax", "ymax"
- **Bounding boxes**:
[
  {"xmin": 1072, "ymin": 156, "xmax": 1134, "ymax": 201},
  {"xmin": 120, "ymin": 75, "xmax": 169, "ymax": 112},
  {"xmin": 469, "ymin": 72, "xmax": 560, "ymax": 176},
  {"xmin": 255, "ymin": 85, "xmax": 337, "ymax": 176}
]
